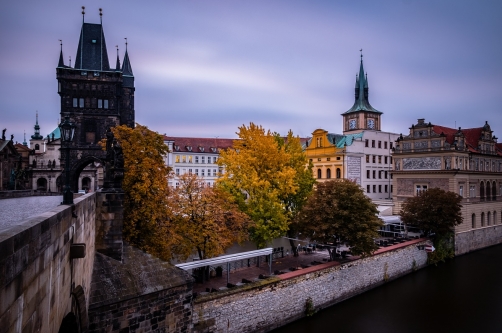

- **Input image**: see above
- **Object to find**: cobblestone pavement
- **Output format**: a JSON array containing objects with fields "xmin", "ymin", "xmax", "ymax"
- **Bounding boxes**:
[{"xmin": 0, "ymin": 195, "xmax": 63, "ymax": 232}]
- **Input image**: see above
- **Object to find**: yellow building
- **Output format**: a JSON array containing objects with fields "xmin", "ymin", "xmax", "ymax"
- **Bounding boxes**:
[{"xmin": 305, "ymin": 129, "xmax": 345, "ymax": 181}]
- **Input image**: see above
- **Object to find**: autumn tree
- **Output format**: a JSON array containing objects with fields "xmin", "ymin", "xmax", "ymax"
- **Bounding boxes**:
[
  {"xmin": 400, "ymin": 188, "xmax": 463, "ymax": 237},
  {"xmin": 294, "ymin": 180, "xmax": 383, "ymax": 258},
  {"xmin": 217, "ymin": 123, "xmax": 310, "ymax": 248},
  {"xmin": 107, "ymin": 124, "xmax": 173, "ymax": 260},
  {"xmin": 168, "ymin": 173, "xmax": 253, "ymax": 260}
]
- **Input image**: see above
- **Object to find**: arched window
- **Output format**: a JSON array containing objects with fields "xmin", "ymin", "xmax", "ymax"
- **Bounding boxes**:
[
  {"xmin": 336, "ymin": 168, "xmax": 341, "ymax": 178},
  {"xmin": 317, "ymin": 169, "xmax": 322, "ymax": 179},
  {"xmin": 494, "ymin": 211, "xmax": 497, "ymax": 225},
  {"xmin": 326, "ymin": 168, "xmax": 331, "ymax": 179},
  {"xmin": 481, "ymin": 212, "xmax": 485, "ymax": 227},
  {"xmin": 486, "ymin": 182, "xmax": 491, "ymax": 201},
  {"xmin": 487, "ymin": 212, "xmax": 491, "ymax": 226},
  {"xmin": 480, "ymin": 182, "xmax": 485, "ymax": 201},
  {"xmin": 472, "ymin": 214, "xmax": 476, "ymax": 228},
  {"xmin": 493, "ymin": 181, "xmax": 497, "ymax": 200},
  {"xmin": 35, "ymin": 144, "xmax": 40, "ymax": 150}
]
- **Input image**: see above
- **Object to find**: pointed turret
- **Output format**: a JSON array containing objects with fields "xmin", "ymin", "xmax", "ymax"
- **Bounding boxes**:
[
  {"xmin": 122, "ymin": 41, "xmax": 134, "ymax": 88},
  {"xmin": 58, "ymin": 40, "xmax": 65, "ymax": 68},
  {"xmin": 115, "ymin": 46, "xmax": 121, "ymax": 71},
  {"xmin": 31, "ymin": 112, "xmax": 44, "ymax": 140},
  {"xmin": 23, "ymin": 131, "xmax": 27, "ymax": 146},
  {"xmin": 343, "ymin": 55, "xmax": 381, "ymax": 115}
]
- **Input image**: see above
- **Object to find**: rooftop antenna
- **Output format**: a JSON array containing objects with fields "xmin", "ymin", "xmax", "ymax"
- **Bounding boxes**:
[
  {"xmin": 69, "ymin": 55, "xmax": 71, "ymax": 68},
  {"xmin": 80, "ymin": 6, "xmax": 85, "ymax": 69},
  {"xmin": 99, "ymin": 8, "xmax": 103, "ymax": 71}
]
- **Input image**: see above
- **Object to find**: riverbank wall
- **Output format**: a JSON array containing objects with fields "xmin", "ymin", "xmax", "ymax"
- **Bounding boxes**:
[{"xmin": 192, "ymin": 240, "xmax": 428, "ymax": 333}]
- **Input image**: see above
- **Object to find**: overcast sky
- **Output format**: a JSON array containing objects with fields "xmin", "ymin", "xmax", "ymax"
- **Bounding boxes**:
[{"xmin": 1, "ymin": 0, "xmax": 501, "ymax": 143}]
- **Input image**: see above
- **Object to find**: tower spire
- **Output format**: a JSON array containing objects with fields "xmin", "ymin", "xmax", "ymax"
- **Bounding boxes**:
[
  {"xmin": 58, "ymin": 39, "xmax": 64, "ymax": 67},
  {"xmin": 115, "ymin": 45, "xmax": 120, "ymax": 71},
  {"xmin": 122, "ymin": 38, "xmax": 133, "ymax": 76},
  {"xmin": 31, "ymin": 111, "xmax": 43, "ymax": 140},
  {"xmin": 100, "ymin": 8, "xmax": 103, "ymax": 71}
]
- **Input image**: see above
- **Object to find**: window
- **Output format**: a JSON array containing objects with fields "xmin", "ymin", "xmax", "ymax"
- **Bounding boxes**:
[
  {"xmin": 384, "ymin": 156, "xmax": 388, "ymax": 164},
  {"xmin": 367, "ymin": 185, "xmax": 370, "ymax": 193},
  {"xmin": 378, "ymin": 141, "xmax": 381, "ymax": 148},
  {"xmin": 326, "ymin": 168, "xmax": 331, "ymax": 179},
  {"xmin": 175, "ymin": 182, "xmax": 179, "ymax": 189},
  {"xmin": 379, "ymin": 185, "xmax": 382, "ymax": 193},
  {"xmin": 201, "ymin": 156, "xmax": 205, "ymax": 163},
  {"xmin": 480, "ymin": 182, "xmax": 485, "ymax": 200},
  {"xmin": 317, "ymin": 169, "xmax": 322, "ymax": 179},
  {"xmin": 391, "ymin": 185, "xmax": 393, "ymax": 193},
  {"xmin": 175, "ymin": 156, "xmax": 180, "ymax": 163},
  {"xmin": 98, "ymin": 99, "xmax": 103, "ymax": 108},
  {"xmin": 390, "ymin": 142, "xmax": 393, "ymax": 149},
  {"xmin": 384, "ymin": 141, "xmax": 388, "ymax": 149},
  {"xmin": 195, "ymin": 156, "xmax": 199, "ymax": 163},
  {"xmin": 336, "ymin": 168, "xmax": 341, "ymax": 178},
  {"xmin": 336, "ymin": 157, "xmax": 340, "ymax": 160},
  {"xmin": 367, "ymin": 170, "xmax": 370, "ymax": 178},
  {"xmin": 188, "ymin": 169, "xmax": 192, "ymax": 175},
  {"xmin": 104, "ymin": 100, "xmax": 109, "ymax": 109},
  {"xmin": 373, "ymin": 185, "xmax": 376, "ymax": 193},
  {"xmin": 416, "ymin": 185, "xmax": 428, "ymax": 196},
  {"xmin": 188, "ymin": 155, "xmax": 193, "ymax": 163},
  {"xmin": 372, "ymin": 156, "xmax": 376, "ymax": 163},
  {"xmin": 372, "ymin": 140, "xmax": 375, "ymax": 148},
  {"xmin": 470, "ymin": 185, "xmax": 476, "ymax": 198},
  {"xmin": 488, "ymin": 212, "xmax": 491, "ymax": 226},
  {"xmin": 365, "ymin": 139, "xmax": 369, "ymax": 147},
  {"xmin": 472, "ymin": 214, "xmax": 476, "ymax": 228},
  {"xmin": 35, "ymin": 144, "xmax": 40, "ymax": 150},
  {"xmin": 195, "ymin": 169, "xmax": 199, "ymax": 176},
  {"xmin": 378, "ymin": 156, "xmax": 382, "ymax": 164},
  {"xmin": 385, "ymin": 185, "xmax": 388, "ymax": 193},
  {"xmin": 390, "ymin": 157, "xmax": 393, "ymax": 164},
  {"xmin": 327, "ymin": 157, "xmax": 331, "ymax": 161},
  {"xmin": 366, "ymin": 155, "xmax": 370, "ymax": 163},
  {"xmin": 384, "ymin": 171, "xmax": 388, "ymax": 179},
  {"xmin": 213, "ymin": 157, "xmax": 217, "ymax": 163},
  {"xmin": 373, "ymin": 170, "xmax": 376, "ymax": 179},
  {"xmin": 378, "ymin": 171, "xmax": 381, "ymax": 179},
  {"xmin": 73, "ymin": 98, "xmax": 78, "ymax": 107},
  {"xmin": 318, "ymin": 158, "xmax": 321, "ymax": 162},
  {"xmin": 481, "ymin": 212, "xmax": 485, "ymax": 227},
  {"xmin": 182, "ymin": 155, "xmax": 186, "ymax": 163},
  {"xmin": 459, "ymin": 185, "xmax": 463, "ymax": 197},
  {"xmin": 213, "ymin": 169, "xmax": 217, "ymax": 176},
  {"xmin": 202, "ymin": 169, "xmax": 205, "ymax": 176},
  {"xmin": 79, "ymin": 98, "xmax": 84, "ymax": 108}
]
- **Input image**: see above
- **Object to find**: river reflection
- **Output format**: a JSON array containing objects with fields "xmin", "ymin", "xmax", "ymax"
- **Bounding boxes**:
[{"xmin": 272, "ymin": 244, "xmax": 502, "ymax": 333}]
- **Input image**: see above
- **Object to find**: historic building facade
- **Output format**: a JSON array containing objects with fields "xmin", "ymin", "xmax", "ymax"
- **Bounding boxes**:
[
  {"xmin": 305, "ymin": 56, "xmax": 398, "ymax": 202},
  {"xmin": 56, "ymin": 11, "xmax": 134, "ymax": 190},
  {"xmin": 391, "ymin": 118, "xmax": 502, "ymax": 254},
  {"xmin": 163, "ymin": 136, "xmax": 235, "ymax": 188}
]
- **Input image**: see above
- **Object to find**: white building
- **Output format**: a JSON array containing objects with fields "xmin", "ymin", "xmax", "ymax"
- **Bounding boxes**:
[{"xmin": 163, "ymin": 136, "xmax": 235, "ymax": 188}]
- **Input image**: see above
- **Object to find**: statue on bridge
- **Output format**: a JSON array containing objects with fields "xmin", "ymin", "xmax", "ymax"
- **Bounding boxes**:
[{"xmin": 103, "ymin": 128, "xmax": 124, "ymax": 191}]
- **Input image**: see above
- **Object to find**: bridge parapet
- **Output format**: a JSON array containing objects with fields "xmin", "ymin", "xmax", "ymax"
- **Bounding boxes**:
[{"xmin": 0, "ymin": 193, "xmax": 96, "ymax": 333}]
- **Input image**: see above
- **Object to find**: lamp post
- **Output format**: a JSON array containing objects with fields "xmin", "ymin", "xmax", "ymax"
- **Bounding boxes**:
[{"xmin": 59, "ymin": 116, "xmax": 76, "ymax": 205}]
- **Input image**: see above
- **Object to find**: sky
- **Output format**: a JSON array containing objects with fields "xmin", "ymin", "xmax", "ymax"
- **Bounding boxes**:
[{"xmin": 1, "ymin": 0, "xmax": 501, "ymax": 143}]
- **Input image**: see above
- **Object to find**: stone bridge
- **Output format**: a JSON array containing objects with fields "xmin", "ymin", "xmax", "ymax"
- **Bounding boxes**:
[{"xmin": 0, "ymin": 192, "xmax": 193, "ymax": 333}]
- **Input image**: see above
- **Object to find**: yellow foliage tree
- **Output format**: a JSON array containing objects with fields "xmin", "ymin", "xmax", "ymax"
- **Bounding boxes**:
[
  {"xmin": 217, "ymin": 123, "xmax": 307, "ymax": 248},
  {"xmin": 107, "ymin": 124, "xmax": 173, "ymax": 260},
  {"xmin": 168, "ymin": 173, "xmax": 252, "ymax": 260}
]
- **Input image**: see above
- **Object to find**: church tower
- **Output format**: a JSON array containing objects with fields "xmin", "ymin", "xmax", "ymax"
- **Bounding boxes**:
[
  {"xmin": 342, "ymin": 54, "xmax": 382, "ymax": 133},
  {"xmin": 56, "ymin": 8, "xmax": 135, "ymax": 165}
]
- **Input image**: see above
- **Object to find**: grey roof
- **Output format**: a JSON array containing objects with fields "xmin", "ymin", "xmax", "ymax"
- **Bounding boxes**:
[
  {"xmin": 122, "ymin": 49, "xmax": 133, "ymax": 76},
  {"xmin": 342, "ymin": 58, "xmax": 382, "ymax": 115},
  {"xmin": 74, "ymin": 23, "xmax": 110, "ymax": 71}
]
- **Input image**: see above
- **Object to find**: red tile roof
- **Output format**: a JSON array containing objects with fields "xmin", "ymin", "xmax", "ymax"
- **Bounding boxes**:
[
  {"xmin": 432, "ymin": 125, "xmax": 484, "ymax": 152},
  {"xmin": 163, "ymin": 136, "xmax": 236, "ymax": 153}
]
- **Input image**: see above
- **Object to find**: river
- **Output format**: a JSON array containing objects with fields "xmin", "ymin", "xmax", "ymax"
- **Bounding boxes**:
[{"xmin": 272, "ymin": 243, "xmax": 502, "ymax": 333}]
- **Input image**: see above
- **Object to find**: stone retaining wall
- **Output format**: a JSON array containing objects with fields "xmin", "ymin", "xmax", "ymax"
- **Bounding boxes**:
[
  {"xmin": 455, "ymin": 225, "xmax": 502, "ymax": 255},
  {"xmin": 193, "ymin": 241, "xmax": 428, "ymax": 333}
]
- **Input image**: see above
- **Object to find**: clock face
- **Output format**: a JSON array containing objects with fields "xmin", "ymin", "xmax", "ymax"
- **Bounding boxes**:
[
  {"xmin": 349, "ymin": 119, "xmax": 356, "ymax": 130},
  {"xmin": 367, "ymin": 119, "xmax": 375, "ymax": 129}
]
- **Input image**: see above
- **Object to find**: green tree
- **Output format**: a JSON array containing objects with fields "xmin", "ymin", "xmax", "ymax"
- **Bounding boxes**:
[
  {"xmin": 400, "ymin": 187, "xmax": 463, "ymax": 237},
  {"xmin": 107, "ymin": 124, "xmax": 173, "ymax": 260},
  {"xmin": 400, "ymin": 188, "xmax": 463, "ymax": 264},
  {"xmin": 168, "ymin": 173, "xmax": 253, "ymax": 260},
  {"xmin": 294, "ymin": 180, "xmax": 383, "ymax": 258},
  {"xmin": 217, "ymin": 123, "xmax": 301, "ymax": 248}
]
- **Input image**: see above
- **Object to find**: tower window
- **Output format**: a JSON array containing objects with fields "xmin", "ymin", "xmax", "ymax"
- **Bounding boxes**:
[
  {"xmin": 98, "ymin": 99, "xmax": 103, "ymax": 108},
  {"xmin": 73, "ymin": 98, "xmax": 78, "ymax": 107},
  {"xmin": 104, "ymin": 100, "xmax": 109, "ymax": 109},
  {"xmin": 79, "ymin": 98, "xmax": 84, "ymax": 108}
]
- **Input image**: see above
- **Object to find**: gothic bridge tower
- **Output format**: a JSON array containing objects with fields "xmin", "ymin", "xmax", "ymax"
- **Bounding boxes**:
[{"xmin": 57, "ymin": 8, "xmax": 134, "ymax": 190}]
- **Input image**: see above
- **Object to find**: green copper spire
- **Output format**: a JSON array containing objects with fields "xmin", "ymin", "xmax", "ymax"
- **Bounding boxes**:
[{"xmin": 342, "ymin": 53, "xmax": 381, "ymax": 115}]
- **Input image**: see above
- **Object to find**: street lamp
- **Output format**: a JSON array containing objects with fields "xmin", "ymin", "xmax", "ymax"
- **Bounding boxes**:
[{"xmin": 59, "ymin": 116, "xmax": 76, "ymax": 205}]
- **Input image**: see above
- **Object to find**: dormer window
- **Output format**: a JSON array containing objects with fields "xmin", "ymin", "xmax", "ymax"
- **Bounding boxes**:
[
  {"xmin": 211, "ymin": 147, "xmax": 217, "ymax": 153},
  {"xmin": 199, "ymin": 146, "xmax": 204, "ymax": 152},
  {"xmin": 186, "ymin": 146, "xmax": 192, "ymax": 152},
  {"xmin": 174, "ymin": 145, "xmax": 180, "ymax": 151}
]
